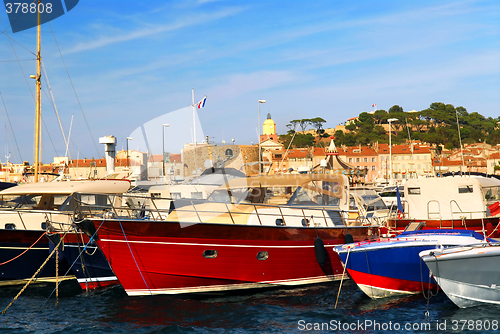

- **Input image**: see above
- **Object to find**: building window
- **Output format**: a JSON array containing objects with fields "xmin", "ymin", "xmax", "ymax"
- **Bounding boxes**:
[
  {"xmin": 371, "ymin": 157, "xmax": 376, "ymax": 162},
  {"xmin": 348, "ymin": 158, "xmax": 353, "ymax": 163},
  {"xmin": 363, "ymin": 158, "xmax": 368, "ymax": 162},
  {"xmin": 371, "ymin": 166, "xmax": 376, "ymax": 171},
  {"xmin": 356, "ymin": 158, "xmax": 360, "ymax": 162}
]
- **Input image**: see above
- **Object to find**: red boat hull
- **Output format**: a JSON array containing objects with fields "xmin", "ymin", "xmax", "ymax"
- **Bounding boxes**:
[{"xmin": 87, "ymin": 219, "xmax": 377, "ymax": 296}]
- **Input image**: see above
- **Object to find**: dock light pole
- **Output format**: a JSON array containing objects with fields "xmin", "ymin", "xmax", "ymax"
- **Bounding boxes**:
[
  {"xmin": 162, "ymin": 124, "xmax": 170, "ymax": 177},
  {"xmin": 126, "ymin": 137, "xmax": 132, "ymax": 170},
  {"xmin": 388, "ymin": 118, "xmax": 398, "ymax": 184},
  {"xmin": 258, "ymin": 100, "xmax": 266, "ymax": 175}
]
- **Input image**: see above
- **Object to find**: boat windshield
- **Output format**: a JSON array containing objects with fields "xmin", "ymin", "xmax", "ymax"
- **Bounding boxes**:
[
  {"xmin": 207, "ymin": 180, "xmax": 342, "ymax": 206},
  {"xmin": 350, "ymin": 189, "xmax": 388, "ymax": 212},
  {"xmin": 0, "ymin": 194, "xmax": 70, "ymax": 210},
  {"xmin": 484, "ymin": 186, "xmax": 500, "ymax": 201}
]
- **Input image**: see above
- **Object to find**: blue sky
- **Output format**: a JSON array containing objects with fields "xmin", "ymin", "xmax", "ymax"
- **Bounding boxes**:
[{"xmin": 0, "ymin": 0, "xmax": 499, "ymax": 163}]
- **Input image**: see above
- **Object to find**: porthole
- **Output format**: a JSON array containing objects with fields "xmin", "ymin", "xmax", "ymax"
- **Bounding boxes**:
[
  {"xmin": 275, "ymin": 219, "xmax": 285, "ymax": 226},
  {"xmin": 257, "ymin": 251, "xmax": 269, "ymax": 261},
  {"xmin": 41, "ymin": 222, "xmax": 47, "ymax": 230},
  {"xmin": 203, "ymin": 250, "xmax": 218, "ymax": 259},
  {"xmin": 301, "ymin": 218, "xmax": 309, "ymax": 227},
  {"xmin": 5, "ymin": 223, "xmax": 16, "ymax": 230}
]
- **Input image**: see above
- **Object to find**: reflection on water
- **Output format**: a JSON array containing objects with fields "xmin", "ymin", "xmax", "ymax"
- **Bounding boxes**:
[{"xmin": 1, "ymin": 280, "xmax": 499, "ymax": 333}]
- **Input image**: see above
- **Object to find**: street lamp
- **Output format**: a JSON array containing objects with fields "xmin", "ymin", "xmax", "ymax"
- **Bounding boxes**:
[
  {"xmin": 162, "ymin": 124, "xmax": 170, "ymax": 177},
  {"xmin": 387, "ymin": 118, "xmax": 398, "ymax": 184},
  {"xmin": 126, "ymin": 137, "xmax": 132, "ymax": 170},
  {"xmin": 258, "ymin": 100, "xmax": 266, "ymax": 175}
]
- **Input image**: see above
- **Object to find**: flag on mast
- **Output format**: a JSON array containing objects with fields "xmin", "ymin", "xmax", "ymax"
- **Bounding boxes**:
[
  {"xmin": 197, "ymin": 96, "xmax": 207, "ymax": 109},
  {"xmin": 396, "ymin": 186, "xmax": 404, "ymax": 219}
]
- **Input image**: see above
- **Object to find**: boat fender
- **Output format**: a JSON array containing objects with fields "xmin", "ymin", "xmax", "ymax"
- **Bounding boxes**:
[
  {"xmin": 314, "ymin": 237, "xmax": 326, "ymax": 266},
  {"xmin": 486, "ymin": 222, "xmax": 494, "ymax": 238},
  {"xmin": 344, "ymin": 232, "xmax": 354, "ymax": 244}
]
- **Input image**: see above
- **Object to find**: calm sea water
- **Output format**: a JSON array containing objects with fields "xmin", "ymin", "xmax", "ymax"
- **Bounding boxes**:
[{"xmin": 1, "ymin": 280, "xmax": 499, "ymax": 333}]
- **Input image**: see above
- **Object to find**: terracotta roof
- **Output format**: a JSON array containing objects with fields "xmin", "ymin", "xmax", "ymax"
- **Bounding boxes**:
[
  {"xmin": 342, "ymin": 146, "xmax": 378, "ymax": 156},
  {"xmin": 286, "ymin": 149, "xmax": 309, "ymax": 158}
]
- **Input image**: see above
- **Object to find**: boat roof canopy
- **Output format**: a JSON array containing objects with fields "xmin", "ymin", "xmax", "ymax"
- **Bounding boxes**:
[
  {"xmin": 0, "ymin": 179, "xmax": 131, "ymax": 195},
  {"xmin": 216, "ymin": 174, "xmax": 346, "ymax": 190}
]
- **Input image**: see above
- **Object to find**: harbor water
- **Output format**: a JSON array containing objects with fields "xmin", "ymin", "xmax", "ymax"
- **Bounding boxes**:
[{"xmin": 1, "ymin": 280, "xmax": 499, "ymax": 333}]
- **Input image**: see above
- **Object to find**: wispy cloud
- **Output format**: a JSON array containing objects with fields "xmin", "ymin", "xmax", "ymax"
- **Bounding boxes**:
[{"xmin": 64, "ymin": 6, "xmax": 246, "ymax": 55}]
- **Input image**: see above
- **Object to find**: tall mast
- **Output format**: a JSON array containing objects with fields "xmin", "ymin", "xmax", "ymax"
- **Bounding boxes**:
[{"xmin": 34, "ymin": 0, "xmax": 42, "ymax": 182}]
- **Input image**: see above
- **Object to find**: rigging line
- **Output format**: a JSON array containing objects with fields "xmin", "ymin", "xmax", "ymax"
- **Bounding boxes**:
[
  {"xmin": 0, "ymin": 59, "xmax": 35, "ymax": 62},
  {"xmin": 47, "ymin": 20, "xmax": 100, "ymax": 156},
  {"xmin": 278, "ymin": 122, "xmax": 301, "ymax": 172},
  {"xmin": 0, "ymin": 92, "xmax": 22, "ymax": 162},
  {"xmin": 115, "ymin": 215, "xmax": 153, "ymax": 296},
  {"xmin": 0, "ymin": 16, "xmax": 36, "ymax": 56},
  {"xmin": 41, "ymin": 59, "xmax": 68, "ymax": 151}
]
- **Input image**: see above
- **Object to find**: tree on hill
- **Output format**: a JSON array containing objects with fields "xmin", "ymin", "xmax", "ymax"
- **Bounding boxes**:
[{"xmin": 277, "ymin": 104, "xmax": 499, "ymax": 149}]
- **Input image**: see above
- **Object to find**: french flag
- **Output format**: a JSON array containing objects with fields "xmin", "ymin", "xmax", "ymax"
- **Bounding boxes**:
[
  {"xmin": 396, "ymin": 187, "xmax": 404, "ymax": 219},
  {"xmin": 197, "ymin": 96, "xmax": 207, "ymax": 109},
  {"xmin": 372, "ymin": 104, "xmax": 377, "ymax": 108}
]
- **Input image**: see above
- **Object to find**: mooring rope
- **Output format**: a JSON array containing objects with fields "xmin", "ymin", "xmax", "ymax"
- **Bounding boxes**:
[
  {"xmin": 0, "ymin": 232, "xmax": 47, "ymax": 266},
  {"xmin": 2, "ymin": 230, "xmax": 68, "ymax": 314},
  {"xmin": 115, "ymin": 216, "xmax": 153, "ymax": 296},
  {"xmin": 335, "ymin": 246, "xmax": 351, "ymax": 309}
]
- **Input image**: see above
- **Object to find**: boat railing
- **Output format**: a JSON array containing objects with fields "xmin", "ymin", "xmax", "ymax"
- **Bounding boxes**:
[
  {"xmin": 69, "ymin": 192, "xmax": 379, "ymax": 228},
  {"xmin": 427, "ymin": 200, "xmax": 442, "ymax": 220},
  {"xmin": 449, "ymin": 200, "xmax": 487, "ymax": 220},
  {"xmin": 0, "ymin": 207, "xmax": 74, "ymax": 231}
]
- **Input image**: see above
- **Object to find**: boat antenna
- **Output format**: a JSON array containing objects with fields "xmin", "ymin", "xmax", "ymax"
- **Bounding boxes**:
[
  {"xmin": 405, "ymin": 118, "xmax": 414, "ymax": 172},
  {"xmin": 455, "ymin": 108, "xmax": 465, "ymax": 175}
]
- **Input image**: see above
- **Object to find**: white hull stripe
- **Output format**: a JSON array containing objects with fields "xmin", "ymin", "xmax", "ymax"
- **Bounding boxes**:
[
  {"xmin": 125, "ymin": 275, "xmax": 346, "ymax": 296},
  {"xmin": 77, "ymin": 276, "xmax": 118, "ymax": 283},
  {"xmin": 448, "ymin": 292, "xmax": 500, "ymax": 305},
  {"xmin": 102, "ymin": 238, "xmax": 344, "ymax": 249},
  {"xmin": 357, "ymin": 283, "xmax": 418, "ymax": 297}
]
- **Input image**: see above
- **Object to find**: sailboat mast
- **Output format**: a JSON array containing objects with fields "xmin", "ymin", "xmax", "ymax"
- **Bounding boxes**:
[{"xmin": 34, "ymin": 0, "xmax": 42, "ymax": 182}]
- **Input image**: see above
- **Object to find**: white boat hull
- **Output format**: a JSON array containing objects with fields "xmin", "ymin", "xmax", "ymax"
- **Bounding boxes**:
[{"xmin": 421, "ymin": 244, "xmax": 500, "ymax": 308}]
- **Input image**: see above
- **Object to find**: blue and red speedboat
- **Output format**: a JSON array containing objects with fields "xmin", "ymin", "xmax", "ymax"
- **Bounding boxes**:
[{"xmin": 334, "ymin": 229, "xmax": 489, "ymax": 298}]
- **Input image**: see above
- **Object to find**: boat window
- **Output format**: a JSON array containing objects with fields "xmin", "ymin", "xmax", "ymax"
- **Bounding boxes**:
[
  {"xmin": 190, "ymin": 192, "xmax": 204, "ymax": 199},
  {"xmin": 203, "ymin": 250, "xmax": 218, "ymax": 259},
  {"xmin": 207, "ymin": 188, "xmax": 249, "ymax": 204},
  {"xmin": 361, "ymin": 195, "xmax": 387, "ymax": 211},
  {"xmin": 171, "ymin": 192, "xmax": 182, "ymax": 199},
  {"xmin": 458, "ymin": 185, "xmax": 473, "ymax": 194},
  {"xmin": 257, "ymin": 251, "xmax": 269, "ymax": 260},
  {"xmin": 484, "ymin": 186, "xmax": 500, "ymax": 200},
  {"xmin": 4, "ymin": 223, "xmax": 16, "ymax": 230},
  {"xmin": 301, "ymin": 218, "xmax": 309, "ymax": 227},
  {"xmin": 408, "ymin": 187, "xmax": 421, "ymax": 195},
  {"xmin": 275, "ymin": 219, "xmax": 285, "ymax": 226},
  {"xmin": 0, "ymin": 195, "xmax": 41, "ymax": 209}
]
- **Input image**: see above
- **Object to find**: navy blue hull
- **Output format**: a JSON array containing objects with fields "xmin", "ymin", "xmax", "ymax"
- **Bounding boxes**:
[{"xmin": 0, "ymin": 230, "xmax": 70, "ymax": 285}]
